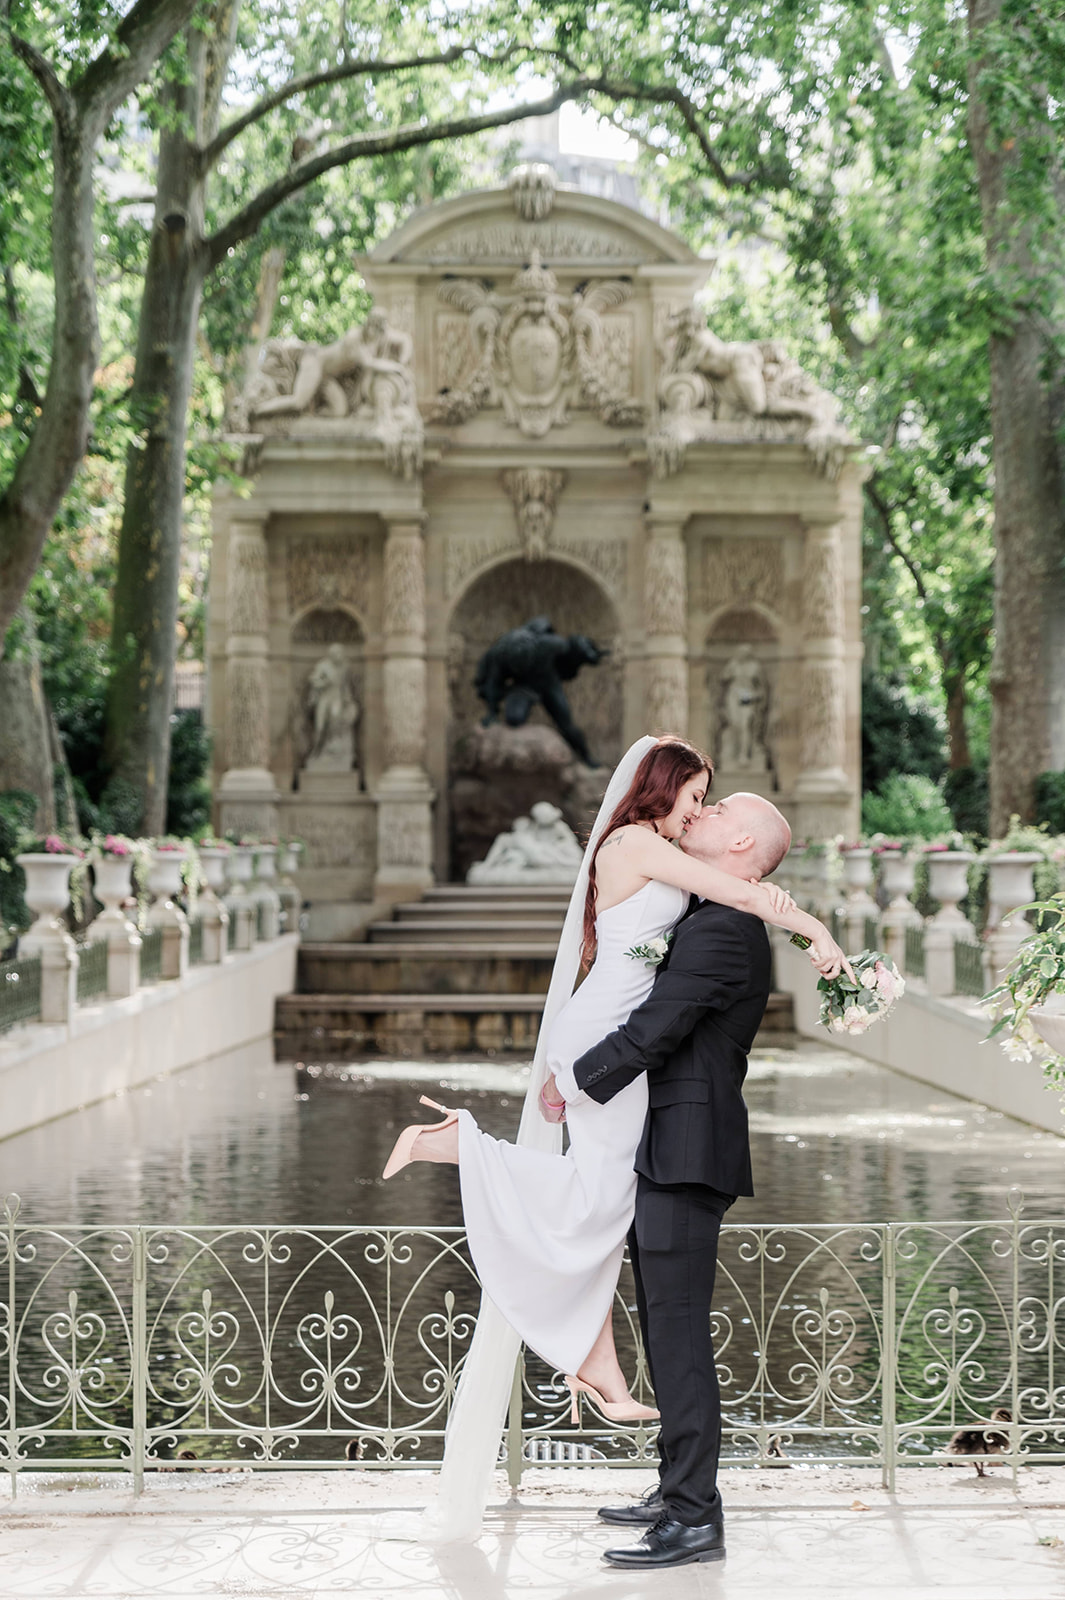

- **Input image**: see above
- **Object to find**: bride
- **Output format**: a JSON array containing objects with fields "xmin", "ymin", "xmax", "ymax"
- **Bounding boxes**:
[{"xmin": 382, "ymin": 735, "xmax": 847, "ymax": 1540}]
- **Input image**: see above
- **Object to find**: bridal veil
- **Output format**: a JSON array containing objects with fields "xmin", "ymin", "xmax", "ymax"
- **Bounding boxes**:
[{"xmin": 419, "ymin": 734, "xmax": 657, "ymax": 1543}]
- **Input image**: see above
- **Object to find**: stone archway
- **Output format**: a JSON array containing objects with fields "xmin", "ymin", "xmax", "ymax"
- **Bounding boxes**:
[{"xmin": 446, "ymin": 558, "xmax": 622, "ymax": 878}]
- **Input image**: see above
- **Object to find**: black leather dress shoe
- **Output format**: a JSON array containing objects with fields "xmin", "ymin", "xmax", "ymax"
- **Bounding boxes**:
[
  {"xmin": 597, "ymin": 1484, "xmax": 664, "ymax": 1525},
  {"xmin": 602, "ymin": 1513, "xmax": 726, "ymax": 1568}
]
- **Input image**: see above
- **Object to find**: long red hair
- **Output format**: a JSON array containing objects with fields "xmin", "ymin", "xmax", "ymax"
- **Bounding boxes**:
[{"xmin": 581, "ymin": 737, "xmax": 712, "ymax": 968}]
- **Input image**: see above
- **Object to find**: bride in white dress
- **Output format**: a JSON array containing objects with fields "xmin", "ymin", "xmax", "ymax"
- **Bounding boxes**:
[{"xmin": 381, "ymin": 735, "xmax": 847, "ymax": 1541}]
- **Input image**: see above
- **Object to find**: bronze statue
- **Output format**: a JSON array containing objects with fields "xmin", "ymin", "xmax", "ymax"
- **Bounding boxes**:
[{"xmin": 474, "ymin": 615, "xmax": 608, "ymax": 766}]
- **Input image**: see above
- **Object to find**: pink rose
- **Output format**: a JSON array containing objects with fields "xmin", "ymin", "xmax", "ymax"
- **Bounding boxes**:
[{"xmin": 874, "ymin": 962, "xmax": 898, "ymax": 1001}]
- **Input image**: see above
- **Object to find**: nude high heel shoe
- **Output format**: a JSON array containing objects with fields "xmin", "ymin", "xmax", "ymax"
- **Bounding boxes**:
[
  {"xmin": 382, "ymin": 1096, "xmax": 460, "ymax": 1180},
  {"xmin": 565, "ymin": 1377, "xmax": 660, "ymax": 1427}
]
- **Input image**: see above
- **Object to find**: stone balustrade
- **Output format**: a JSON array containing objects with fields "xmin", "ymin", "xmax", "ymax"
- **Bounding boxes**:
[
  {"xmin": 1, "ymin": 840, "xmax": 301, "ymax": 1038},
  {"xmin": 776, "ymin": 842, "xmax": 1051, "ymax": 1003}
]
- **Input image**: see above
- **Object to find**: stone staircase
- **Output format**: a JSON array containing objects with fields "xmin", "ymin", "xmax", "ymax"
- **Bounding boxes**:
[{"xmin": 275, "ymin": 885, "xmax": 794, "ymax": 1059}]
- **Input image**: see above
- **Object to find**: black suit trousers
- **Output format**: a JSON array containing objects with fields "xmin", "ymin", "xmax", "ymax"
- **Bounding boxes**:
[{"xmin": 628, "ymin": 1173, "xmax": 734, "ymax": 1525}]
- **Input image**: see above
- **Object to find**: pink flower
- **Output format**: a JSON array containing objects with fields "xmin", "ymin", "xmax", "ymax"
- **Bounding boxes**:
[
  {"xmin": 843, "ymin": 1005, "xmax": 868, "ymax": 1031},
  {"xmin": 874, "ymin": 962, "xmax": 899, "ymax": 1001},
  {"xmin": 102, "ymin": 835, "xmax": 130, "ymax": 856}
]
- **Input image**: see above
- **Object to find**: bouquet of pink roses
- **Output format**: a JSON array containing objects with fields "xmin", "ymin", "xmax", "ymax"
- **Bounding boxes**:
[{"xmin": 790, "ymin": 935, "xmax": 905, "ymax": 1034}]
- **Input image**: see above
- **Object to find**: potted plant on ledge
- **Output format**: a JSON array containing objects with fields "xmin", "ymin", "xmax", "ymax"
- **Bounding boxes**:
[{"xmin": 983, "ymin": 897, "xmax": 1065, "ymax": 1094}]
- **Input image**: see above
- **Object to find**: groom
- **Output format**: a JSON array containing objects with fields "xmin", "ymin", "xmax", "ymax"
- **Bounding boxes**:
[{"xmin": 559, "ymin": 791, "xmax": 793, "ymax": 1568}]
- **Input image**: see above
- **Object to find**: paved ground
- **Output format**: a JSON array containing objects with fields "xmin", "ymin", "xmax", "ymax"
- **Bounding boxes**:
[{"xmin": 1, "ymin": 1466, "xmax": 1063, "ymax": 1599}]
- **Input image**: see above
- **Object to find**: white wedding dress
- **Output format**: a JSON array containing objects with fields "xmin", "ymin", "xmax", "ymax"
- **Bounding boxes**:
[
  {"xmin": 455, "ymin": 876, "xmax": 689, "ymax": 1373},
  {"xmin": 419, "ymin": 734, "xmax": 671, "ymax": 1544}
]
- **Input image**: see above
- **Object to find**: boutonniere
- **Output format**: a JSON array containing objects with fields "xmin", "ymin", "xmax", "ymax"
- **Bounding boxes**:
[{"xmin": 626, "ymin": 934, "xmax": 672, "ymax": 968}]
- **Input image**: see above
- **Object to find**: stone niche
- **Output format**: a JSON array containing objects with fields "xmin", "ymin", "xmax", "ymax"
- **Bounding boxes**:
[
  {"xmin": 207, "ymin": 165, "xmax": 864, "ymax": 935},
  {"xmin": 448, "ymin": 557, "xmax": 620, "ymax": 879}
]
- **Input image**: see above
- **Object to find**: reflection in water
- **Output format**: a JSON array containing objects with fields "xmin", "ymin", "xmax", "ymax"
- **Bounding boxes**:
[
  {"xmin": 3, "ymin": 1037, "xmax": 1063, "ymax": 1226},
  {"xmin": 3, "ymin": 1039, "xmax": 1062, "ymax": 1468}
]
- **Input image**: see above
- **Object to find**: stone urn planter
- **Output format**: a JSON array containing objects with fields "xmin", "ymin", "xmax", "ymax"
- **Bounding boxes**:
[
  {"xmin": 16, "ymin": 853, "xmax": 81, "ymax": 929},
  {"xmin": 87, "ymin": 849, "xmax": 142, "ymax": 998},
  {"xmin": 1030, "ymin": 1002, "xmax": 1065, "ymax": 1059},
  {"xmin": 15, "ymin": 852, "xmax": 82, "ymax": 1021},
  {"xmin": 879, "ymin": 849, "xmax": 918, "ymax": 910},
  {"xmin": 147, "ymin": 847, "xmax": 187, "ymax": 903},
  {"xmin": 196, "ymin": 846, "xmax": 231, "ymax": 963},
  {"xmin": 877, "ymin": 849, "xmax": 920, "ymax": 971},
  {"xmin": 249, "ymin": 844, "xmax": 281, "ymax": 941},
  {"xmin": 926, "ymin": 851, "xmax": 975, "ymax": 924},
  {"xmin": 147, "ymin": 846, "xmax": 189, "ymax": 979},
  {"xmin": 224, "ymin": 845, "xmax": 257, "ymax": 951},
  {"xmin": 923, "ymin": 849, "xmax": 976, "ymax": 997},
  {"xmin": 277, "ymin": 842, "xmax": 303, "ymax": 933},
  {"xmin": 91, "ymin": 853, "xmax": 136, "ymax": 915},
  {"xmin": 986, "ymin": 853, "xmax": 1041, "ymax": 932},
  {"xmin": 198, "ymin": 846, "xmax": 231, "ymax": 897},
  {"xmin": 841, "ymin": 847, "xmax": 875, "ymax": 898}
]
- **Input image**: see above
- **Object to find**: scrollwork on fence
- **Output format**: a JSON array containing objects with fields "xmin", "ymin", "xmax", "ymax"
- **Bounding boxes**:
[{"xmin": 2, "ymin": 1194, "xmax": 1062, "ymax": 1491}]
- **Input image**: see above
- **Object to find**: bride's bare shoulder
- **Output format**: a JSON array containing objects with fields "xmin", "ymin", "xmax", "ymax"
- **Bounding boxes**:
[
  {"xmin": 597, "ymin": 825, "xmax": 676, "ymax": 870},
  {"xmin": 598, "ymin": 823, "xmax": 653, "ymax": 853}
]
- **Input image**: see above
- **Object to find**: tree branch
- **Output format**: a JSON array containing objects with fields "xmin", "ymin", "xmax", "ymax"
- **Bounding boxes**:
[
  {"xmin": 6, "ymin": 31, "xmax": 71, "ymax": 125},
  {"xmin": 827, "ymin": 300, "xmax": 872, "ymax": 361},
  {"xmin": 866, "ymin": 476, "xmax": 927, "ymax": 600},
  {"xmin": 201, "ymin": 44, "xmax": 476, "ymax": 168},
  {"xmin": 206, "ymin": 79, "xmax": 597, "ymax": 267},
  {"xmin": 74, "ymin": 0, "xmax": 200, "ymax": 130}
]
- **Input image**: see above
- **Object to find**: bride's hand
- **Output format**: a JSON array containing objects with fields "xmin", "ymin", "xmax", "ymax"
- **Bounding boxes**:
[
  {"xmin": 754, "ymin": 878, "xmax": 796, "ymax": 917},
  {"xmin": 539, "ymin": 1073, "xmax": 567, "ymax": 1124},
  {"xmin": 808, "ymin": 936, "xmax": 855, "ymax": 984}
]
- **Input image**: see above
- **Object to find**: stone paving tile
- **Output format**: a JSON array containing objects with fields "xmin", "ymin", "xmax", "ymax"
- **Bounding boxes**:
[{"xmin": 0, "ymin": 1472, "xmax": 1062, "ymax": 1600}]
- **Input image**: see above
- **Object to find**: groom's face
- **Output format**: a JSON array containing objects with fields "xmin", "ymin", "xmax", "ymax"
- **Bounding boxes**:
[{"xmin": 681, "ymin": 796, "xmax": 753, "ymax": 865}]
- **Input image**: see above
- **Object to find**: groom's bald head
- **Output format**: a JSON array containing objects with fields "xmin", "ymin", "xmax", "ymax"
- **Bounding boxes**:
[{"xmin": 681, "ymin": 791, "xmax": 792, "ymax": 878}]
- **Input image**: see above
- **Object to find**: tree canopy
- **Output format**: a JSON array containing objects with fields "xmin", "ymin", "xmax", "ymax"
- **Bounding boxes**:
[{"xmin": 1, "ymin": 0, "xmax": 1062, "ymax": 834}]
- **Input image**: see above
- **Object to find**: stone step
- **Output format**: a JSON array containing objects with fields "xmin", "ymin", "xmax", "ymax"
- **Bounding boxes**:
[
  {"xmin": 274, "ymin": 990, "xmax": 795, "ymax": 1060},
  {"xmin": 368, "ymin": 919, "xmax": 564, "ymax": 944},
  {"xmin": 393, "ymin": 901, "xmax": 569, "ymax": 920},
  {"xmin": 298, "ymin": 941, "xmax": 558, "ymax": 996},
  {"xmin": 421, "ymin": 885, "xmax": 572, "ymax": 902}
]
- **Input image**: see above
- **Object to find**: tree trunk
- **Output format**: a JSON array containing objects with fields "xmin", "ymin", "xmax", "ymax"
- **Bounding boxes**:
[
  {"xmin": 0, "ymin": 611, "xmax": 57, "ymax": 832},
  {"xmin": 944, "ymin": 669, "xmax": 972, "ymax": 772},
  {"xmin": 104, "ymin": 7, "xmax": 238, "ymax": 834},
  {"xmin": 104, "ymin": 140, "xmax": 207, "ymax": 833},
  {"xmin": 0, "ymin": 121, "xmax": 97, "ymax": 644},
  {"xmin": 968, "ymin": 0, "xmax": 1065, "ymax": 832}
]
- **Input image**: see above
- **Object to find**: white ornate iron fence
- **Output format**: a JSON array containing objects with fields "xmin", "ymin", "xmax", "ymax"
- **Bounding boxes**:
[{"xmin": 2, "ymin": 1192, "xmax": 1062, "ymax": 1495}]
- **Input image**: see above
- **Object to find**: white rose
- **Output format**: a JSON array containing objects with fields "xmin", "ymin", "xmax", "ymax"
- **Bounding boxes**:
[
  {"xmin": 861, "ymin": 971, "xmax": 878, "ymax": 990},
  {"xmin": 843, "ymin": 1005, "xmax": 867, "ymax": 1029},
  {"xmin": 647, "ymin": 937, "xmax": 669, "ymax": 957}
]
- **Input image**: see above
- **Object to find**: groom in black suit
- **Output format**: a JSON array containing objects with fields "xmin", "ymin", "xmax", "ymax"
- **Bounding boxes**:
[{"xmin": 567, "ymin": 792, "xmax": 795, "ymax": 1568}]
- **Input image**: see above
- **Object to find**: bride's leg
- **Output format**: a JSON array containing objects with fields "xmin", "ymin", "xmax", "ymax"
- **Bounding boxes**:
[{"xmin": 576, "ymin": 1307, "xmax": 635, "ymax": 1405}]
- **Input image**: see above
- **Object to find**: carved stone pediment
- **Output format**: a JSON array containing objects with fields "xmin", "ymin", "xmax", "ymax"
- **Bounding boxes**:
[{"xmin": 432, "ymin": 253, "xmax": 644, "ymax": 437}]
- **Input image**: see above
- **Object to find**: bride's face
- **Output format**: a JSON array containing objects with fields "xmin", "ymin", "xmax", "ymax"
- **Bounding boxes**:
[{"xmin": 658, "ymin": 770, "xmax": 709, "ymax": 841}]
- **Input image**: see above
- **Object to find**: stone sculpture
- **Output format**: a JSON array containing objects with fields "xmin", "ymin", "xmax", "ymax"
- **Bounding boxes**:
[
  {"xmin": 467, "ymin": 800, "xmax": 584, "ymax": 885},
  {"xmin": 716, "ymin": 645, "xmax": 771, "ymax": 773},
  {"xmin": 304, "ymin": 644, "xmax": 359, "ymax": 772},
  {"xmin": 433, "ymin": 252, "xmax": 643, "ymax": 436},
  {"xmin": 501, "ymin": 467, "xmax": 566, "ymax": 560},
  {"xmin": 235, "ymin": 307, "xmax": 423, "ymax": 477},
  {"xmin": 649, "ymin": 309, "xmax": 852, "ymax": 480},
  {"xmin": 474, "ymin": 615, "xmax": 608, "ymax": 767}
]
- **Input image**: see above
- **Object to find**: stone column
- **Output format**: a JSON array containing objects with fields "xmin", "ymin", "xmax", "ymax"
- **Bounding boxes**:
[
  {"xmin": 218, "ymin": 518, "xmax": 279, "ymax": 837},
  {"xmin": 793, "ymin": 518, "xmax": 849, "ymax": 833},
  {"xmin": 643, "ymin": 514, "xmax": 689, "ymax": 735},
  {"xmin": 375, "ymin": 516, "xmax": 434, "ymax": 902}
]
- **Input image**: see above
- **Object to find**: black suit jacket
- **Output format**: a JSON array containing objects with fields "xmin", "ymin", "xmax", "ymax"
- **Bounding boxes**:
[{"xmin": 570, "ymin": 899, "xmax": 771, "ymax": 1196}]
